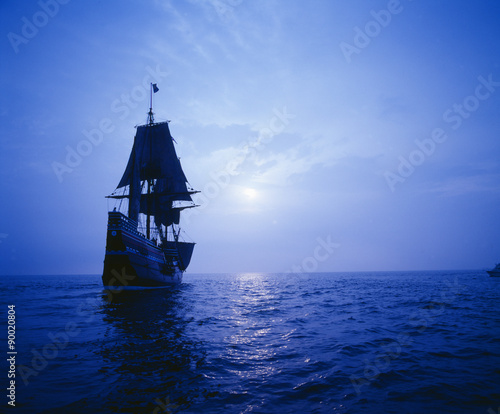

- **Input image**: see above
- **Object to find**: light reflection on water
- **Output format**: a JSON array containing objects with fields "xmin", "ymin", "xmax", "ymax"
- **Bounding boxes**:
[{"xmin": 2, "ymin": 271, "xmax": 499, "ymax": 413}]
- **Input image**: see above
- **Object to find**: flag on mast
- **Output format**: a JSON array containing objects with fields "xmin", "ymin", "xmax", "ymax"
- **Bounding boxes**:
[{"xmin": 152, "ymin": 83, "xmax": 159, "ymax": 93}]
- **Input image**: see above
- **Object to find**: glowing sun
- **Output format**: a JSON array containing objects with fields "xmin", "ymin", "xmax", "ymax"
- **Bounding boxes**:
[{"xmin": 243, "ymin": 188, "xmax": 257, "ymax": 199}]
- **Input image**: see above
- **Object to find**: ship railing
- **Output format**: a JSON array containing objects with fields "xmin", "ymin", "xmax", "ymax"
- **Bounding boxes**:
[
  {"xmin": 108, "ymin": 211, "xmax": 165, "ymax": 248},
  {"xmin": 162, "ymin": 248, "xmax": 178, "ymax": 257},
  {"xmin": 108, "ymin": 211, "xmax": 140, "ymax": 235}
]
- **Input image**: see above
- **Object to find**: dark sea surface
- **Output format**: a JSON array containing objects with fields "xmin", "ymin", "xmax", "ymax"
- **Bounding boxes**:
[{"xmin": 1, "ymin": 271, "xmax": 499, "ymax": 413}]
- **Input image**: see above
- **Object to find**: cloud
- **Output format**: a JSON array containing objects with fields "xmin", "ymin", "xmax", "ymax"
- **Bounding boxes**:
[
  {"xmin": 424, "ymin": 174, "xmax": 500, "ymax": 197},
  {"xmin": 241, "ymin": 135, "xmax": 338, "ymax": 185}
]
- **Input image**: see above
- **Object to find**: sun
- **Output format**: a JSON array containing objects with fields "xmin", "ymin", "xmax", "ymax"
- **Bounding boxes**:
[{"xmin": 243, "ymin": 188, "xmax": 257, "ymax": 199}]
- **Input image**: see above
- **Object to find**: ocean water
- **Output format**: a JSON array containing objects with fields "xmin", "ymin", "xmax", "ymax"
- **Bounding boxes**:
[{"xmin": 1, "ymin": 271, "xmax": 499, "ymax": 413}]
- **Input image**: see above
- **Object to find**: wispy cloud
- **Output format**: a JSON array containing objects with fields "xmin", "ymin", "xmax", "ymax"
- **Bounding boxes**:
[
  {"xmin": 424, "ymin": 173, "xmax": 500, "ymax": 197},
  {"xmin": 242, "ymin": 135, "xmax": 340, "ymax": 185}
]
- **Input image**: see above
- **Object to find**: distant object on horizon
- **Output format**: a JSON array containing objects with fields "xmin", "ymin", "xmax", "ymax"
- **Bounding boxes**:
[
  {"xmin": 487, "ymin": 263, "xmax": 500, "ymax": 277},
  {"xmin": 102, "ymin": 84, "xmax": 198, "ymax": 287}
]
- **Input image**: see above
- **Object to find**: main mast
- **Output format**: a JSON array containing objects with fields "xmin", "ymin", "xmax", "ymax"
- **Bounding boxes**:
[{"xmin": 146, "ymin": 83, "xmax": 157, "ymax": 239}]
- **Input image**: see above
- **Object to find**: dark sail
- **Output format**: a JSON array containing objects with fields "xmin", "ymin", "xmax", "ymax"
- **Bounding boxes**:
[
  {"xmin": 118, "ymin": 123, "xmax": 188, "ymax": 189},
  {"xmin": 164, "ymin": 241, "xmax": 195, "ymax": 271},
  {"xmin": 139, "ymin": 197, "xmax": 195, "ymax": 228},
  {"xmin": 115, "ymin": 122, "xmax": 193, "ymax": 222}
]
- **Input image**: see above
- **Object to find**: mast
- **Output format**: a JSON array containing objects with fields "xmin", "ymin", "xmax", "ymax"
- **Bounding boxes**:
[
  {"xmin": 146, "ymin": 82, "xmax": 156, "ymax": 238},
  {"xmin": 146, "ymin": 180, "xmax": 151, "ymax": 239},
  {"xmin": 147, "ymin": 83, "xmax": 156, "ymax": 125},
  {"xmin": 146, "ymin": 83, "xmax": 156, "ymax": 239},
  {"xmin": 128, "ymin": 165, "xmax": 134, "ymax": 220}
]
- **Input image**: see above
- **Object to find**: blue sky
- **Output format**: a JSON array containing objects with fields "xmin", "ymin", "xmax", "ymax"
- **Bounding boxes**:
[{"xmin": 1, "ymin": 0, "xmax": 500, "ymax": 275}]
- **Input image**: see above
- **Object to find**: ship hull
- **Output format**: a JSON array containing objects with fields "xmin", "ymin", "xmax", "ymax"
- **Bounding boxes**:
[
  {"xmin": 487, "ymin": 270, "xmax": 500, "ymax": 277},
  {"xmin": 102, "ymin": 212, "xmax": 183, "ymax": 288}
]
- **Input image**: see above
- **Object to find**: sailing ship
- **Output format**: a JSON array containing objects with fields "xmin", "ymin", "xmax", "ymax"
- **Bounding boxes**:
[
  {"xmin": 102, "ymin": 84, "xmax": 198, "ymax": 287},
  {"xmin": 487, "ymin": 263, "xmax": 500, "ymax": 277}
]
